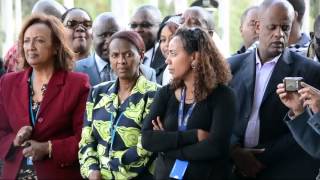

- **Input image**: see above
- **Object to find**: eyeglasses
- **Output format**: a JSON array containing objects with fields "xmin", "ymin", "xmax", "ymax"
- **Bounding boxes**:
[
  {"xmin": 129, "ymin": 22, "xmax": 154, "ymax": 29},
  {"xmin": 65, "ymin": 20, "xmax": 92, "ymax": 29}
]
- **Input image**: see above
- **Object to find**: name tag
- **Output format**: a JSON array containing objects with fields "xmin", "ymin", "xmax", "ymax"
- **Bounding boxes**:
[
  {"xmin": 27, "ymin": 157, "xmax": 33, "ymax": 165},
  {"xmin": 169, "ymin": 159, "xmax": 189, "ymax": 179}
]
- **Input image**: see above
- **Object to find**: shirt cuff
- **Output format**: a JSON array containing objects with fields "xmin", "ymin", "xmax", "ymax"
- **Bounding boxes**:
[{"xmin": 287, "ymin": 110, "xmax": 297, "ymax": 120}]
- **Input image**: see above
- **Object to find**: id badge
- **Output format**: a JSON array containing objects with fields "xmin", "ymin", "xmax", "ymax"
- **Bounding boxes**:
[
  {"xmin": 169, "ymin": 159, "xmax": 189, "ymax": 179},
  {"xmin": 27, "ymin": 157, "xmax": 33, "ymax": 165}
]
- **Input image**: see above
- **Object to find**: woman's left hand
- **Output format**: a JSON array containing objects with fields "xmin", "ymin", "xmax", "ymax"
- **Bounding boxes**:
[
  {"xmin": 152, "ymin": 116, "xmax": 164, "ymax": 131},
  {"xmin": 22, "ymin": 140, "xmax": 49, "ymax": 161}
]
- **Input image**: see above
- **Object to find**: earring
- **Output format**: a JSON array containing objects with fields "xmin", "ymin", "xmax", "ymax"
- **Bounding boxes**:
[{"xmin": 191, "ymin": 61, "xmax": 197, "ymax": 69}]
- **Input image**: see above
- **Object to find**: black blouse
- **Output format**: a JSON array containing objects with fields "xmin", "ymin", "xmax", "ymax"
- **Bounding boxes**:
[{"xmin": 142, "ymin": 84, "xmax": 236, "ymax": 180}]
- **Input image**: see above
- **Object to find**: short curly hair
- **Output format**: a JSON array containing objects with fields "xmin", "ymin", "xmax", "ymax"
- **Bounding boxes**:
[{"xmin": 171, "ymin": 27, "xmax": 231, "ymax": 101}]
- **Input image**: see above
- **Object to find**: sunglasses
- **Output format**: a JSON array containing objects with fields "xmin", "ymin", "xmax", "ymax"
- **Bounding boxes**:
[
  {"xmin": 129, "ymin": 22, "xmax": 154, "ymax": 29},
  {"xmin": 65, "ymin": 20, "xmax": 92, "ymax": 29}
]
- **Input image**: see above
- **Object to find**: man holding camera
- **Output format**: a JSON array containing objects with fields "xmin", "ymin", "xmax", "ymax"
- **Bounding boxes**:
[
  {"xmin": 228, "ymin": 0, "xmax": 320, "ymax": 179},
  {"xmin": 276, "ymin": 81, "xmax": 320, "ymax": 158}
]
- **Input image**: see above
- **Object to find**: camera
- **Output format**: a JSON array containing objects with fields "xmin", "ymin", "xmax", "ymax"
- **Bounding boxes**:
[{"xmin": 283, "ymin": 77, "xmax": 303, "ymax": 91}]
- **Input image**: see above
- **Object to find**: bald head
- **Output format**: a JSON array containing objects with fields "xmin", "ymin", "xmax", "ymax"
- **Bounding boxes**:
[
  {"xmin": 93, "ymin": 12, "xmax": 121, "ymax": 60},
  {"xmin": 257, "ymin": 0, "xmax": 295, "ymax": 61},
  {"xmin": 32, "ymin": 0, "xmax": 66, "ymax": 19},
  {"xmin": 259, "ymin": 0, "xmax": 295, "ymax": 20},
  {"xmin": 181, "ymin": 6, "xmax": 215, "ymax": 36},
  {"xmin": 132, "ymin": 5, "xmax": 162, "ymax": 23},
  {"xmin": 182, "ymin": 7, "xmax": 208, "ymax": 28},
  {"xmin": 93, "ymin": 12, "xmax": 119, "ymax": 32}
]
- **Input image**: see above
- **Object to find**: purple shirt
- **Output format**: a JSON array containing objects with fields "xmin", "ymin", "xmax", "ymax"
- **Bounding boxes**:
[{"xmin": 244, "ymin": 50, "xmax": 281, "ymax": 148}]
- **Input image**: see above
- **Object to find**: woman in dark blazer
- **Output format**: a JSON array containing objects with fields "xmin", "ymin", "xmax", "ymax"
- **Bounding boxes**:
[
  {"xmin": 0, "ymin": 14, "xmax": 89, "ymax": 179},
  {"xmin": 141, "ymin": 27, "xmax": 236, "ymax": 180}
]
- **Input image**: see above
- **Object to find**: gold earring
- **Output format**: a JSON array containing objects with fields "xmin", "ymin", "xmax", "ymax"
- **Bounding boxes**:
[{"xmin": 191, "ymin": 61, "xmax": 197, "ymax": 69}]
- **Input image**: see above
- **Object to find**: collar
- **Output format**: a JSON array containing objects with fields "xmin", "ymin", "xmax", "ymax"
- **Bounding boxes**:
[
  {"xmin": 144, "ymin": 43, "xmax": 159, "ymax": 60},
  {"xmin": 237, "ymin": 45, "xmax": 246, "ymax": 54},
  {"xmin": 95, "ymin": 53, "xmax": 109, "ymax": 73},
  {"xmin": 94, "ymin": 75, "xmax": 157, "ymax": 110},
  {"xmin": 255, "ymin": 49, "xmax": 281, "ymax": 67}
]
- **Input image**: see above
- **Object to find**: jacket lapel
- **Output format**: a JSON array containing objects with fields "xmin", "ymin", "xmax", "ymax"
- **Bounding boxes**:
[
  {"xmin": 261, "ymin": 49, "xmax": 293, "ymax": 104},
  {"xmin": 18, "ymin": 68, "xmax": 32, "ymax": 125},
  {"xmin": 37, "ymin": 70, "xmax": 65, "ymax": 117},
  {"xmin": 88, "ymin": 55, "xmax": 101, "ymax": 83},
  {"xmin": 241, "ymin": 51, "xmax": 256, "ymax": 109}
]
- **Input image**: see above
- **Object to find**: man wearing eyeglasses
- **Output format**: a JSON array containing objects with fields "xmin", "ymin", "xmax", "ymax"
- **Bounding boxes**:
[
  {"xmin": 129, "ymin": 5, "xmax": 161, "ymax": 68},
  {"xmin": 75, "ymin": 12, "xmax": 156, "ymax": 86},
  {"xmin": 62, "ymin": 8, "xmax": 93, "ymax": 61}
]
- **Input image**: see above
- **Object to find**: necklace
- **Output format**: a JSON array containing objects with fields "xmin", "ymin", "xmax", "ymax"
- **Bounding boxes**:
[{"xmin": 31, "ymin": 83, "xmax": 48, "ymax": 110}]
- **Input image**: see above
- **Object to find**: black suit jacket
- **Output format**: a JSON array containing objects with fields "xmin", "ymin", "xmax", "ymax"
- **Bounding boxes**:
[{"xmin": 228, "ymin": 48, "xmax": 320, "ymax": 180}]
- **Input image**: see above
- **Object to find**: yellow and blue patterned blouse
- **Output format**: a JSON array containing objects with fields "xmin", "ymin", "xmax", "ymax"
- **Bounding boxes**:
[{"xmin": 79, "ymin": 75, "xmax": 158, "ymax": 179}]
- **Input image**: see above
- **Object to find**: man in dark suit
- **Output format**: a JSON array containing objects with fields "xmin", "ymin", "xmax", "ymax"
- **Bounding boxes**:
[
  {"xmin": 129, "ymin": 5, "xmax": 161, "ymax": 68},
  {"xmin": 75, "ymin": 12, "xmax": 156, "ymax": 86},
  {"xmin": 228, "ymin": 0, "xmax": 320, "ymax": 179}
]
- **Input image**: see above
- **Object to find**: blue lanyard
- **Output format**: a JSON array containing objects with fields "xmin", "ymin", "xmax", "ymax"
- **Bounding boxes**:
[
  {"xmin": 178, "ymin": 87, "xmax": 196, "ymax": 131},
  {"xmin": 29, "ymin": 97, "xmax": 37, "ymax": 126},
  {"xmin": 29, "ymin": 76, "xmax": 39, "ymax": 126},
  {"xmin": 108, "ymin": 112, "xmax": 123, "ymax": 156}
]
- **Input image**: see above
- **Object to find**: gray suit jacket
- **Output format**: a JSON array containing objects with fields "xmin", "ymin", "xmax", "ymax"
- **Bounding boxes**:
[
  {"xmin": 75, "ymin": 54, "xmax": 157, "ymax": 86},
  {"xmin": 285, "ymin": 111, "xmax": 320, "ymax": 159}
]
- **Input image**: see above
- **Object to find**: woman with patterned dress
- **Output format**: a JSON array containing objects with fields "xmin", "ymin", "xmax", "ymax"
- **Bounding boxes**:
[{"xmin": 79, "ymin": 31, "xmax": 158, "ymax": 180}]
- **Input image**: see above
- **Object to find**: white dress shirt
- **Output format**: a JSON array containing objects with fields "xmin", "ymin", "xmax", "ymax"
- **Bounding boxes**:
[{"xmin": 244, "ymin": 49, "xmax": 281, "ymax": 148}]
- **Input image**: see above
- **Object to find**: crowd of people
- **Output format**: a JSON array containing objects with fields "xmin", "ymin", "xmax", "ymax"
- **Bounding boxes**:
[{"xmin": 1, "ymin": 0, "xmax": 320, "ymax": 179}]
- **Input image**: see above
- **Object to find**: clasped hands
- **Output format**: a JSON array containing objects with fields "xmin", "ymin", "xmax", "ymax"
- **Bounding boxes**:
[
  {"xmin": 232, "ymin": 146, "xmax": 266, "ymax": 178},
  {"xmin": 13, "ymin": 125, "xmax": 49, "ymax": 161}
]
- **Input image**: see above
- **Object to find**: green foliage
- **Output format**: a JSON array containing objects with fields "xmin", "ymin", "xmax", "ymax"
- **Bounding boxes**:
[
  {"xmin": 310, "ymin": 0, "xmax": 320, "ymax": 32},
  {"xmin": 158, "ymin": 1, "xmax": 175, "ymax": 17},
  {"xmin": 228, "ymin": 0, "xmax": 254, "ymax": 54},
  {"xmin": 21, "ymin": 0, "xmax": 38, "ymax": 19},
  {"xmin": 74, "ymin": 0, "xmax": 109, "ymax": 19},
  {"xmin": 1, "ymin": 0, "xmax": 320, "ymax": 58}
]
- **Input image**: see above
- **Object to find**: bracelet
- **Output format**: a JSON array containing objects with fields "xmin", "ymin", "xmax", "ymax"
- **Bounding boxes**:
[{"xmin": 48, "ymin": 140, "xmax": 52, "ymax": 159}]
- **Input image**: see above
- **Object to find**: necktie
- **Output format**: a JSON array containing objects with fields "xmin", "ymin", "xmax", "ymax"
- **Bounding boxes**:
[{"xmin": 100, "ymin": 65, "xmax": 110, "ymax": 82}]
